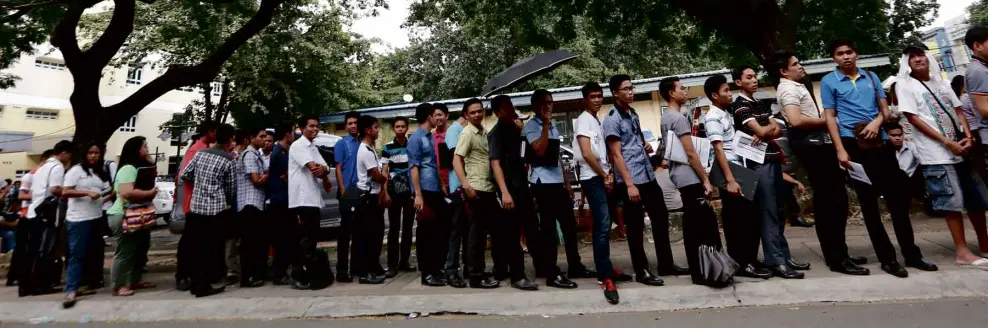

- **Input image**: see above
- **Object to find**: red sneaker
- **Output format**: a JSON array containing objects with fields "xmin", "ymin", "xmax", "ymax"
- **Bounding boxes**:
[{"xmin": 600, "ymin": 279, "xmax": 619, "ymax": 304}]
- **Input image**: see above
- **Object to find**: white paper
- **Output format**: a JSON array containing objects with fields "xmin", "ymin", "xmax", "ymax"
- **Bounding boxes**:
[
  {"xmin": 663, "ymin": 130, "xmax": 713, "ymax": 172},
  {"xmin": 520, "ymin": 141, "xmax": 526, "ymax": 158},
  {"xmin": 732, "ymin": 132, "xmax": 768, "ymax": 164},
  {"xmin": 845, "ymin": 162, "xmax": 872, "ymax": 185}
]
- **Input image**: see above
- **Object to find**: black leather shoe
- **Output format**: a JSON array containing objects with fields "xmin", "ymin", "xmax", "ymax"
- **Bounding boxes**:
[
  {"xmin": 359, "ymin": 274, "xmax": 386, "ymax": 285},
  {"xmin": 735, "ymin": 264, "xmax": 772, "ymax": 279},
  {"xmin": 273, "ymin": 276, "xmax": 292, "ymax": 286},
  {"xmin": 790, "ymin": 216, "xmax": 814, "ymax": 227},
  {"xmin": 421, "ymin": 274, "xmax": 446, "ymax": 287},
  {"xmin": 469, "ymin": 276, "xmax": 500, "ymax": 289},
  {"xmin": 193, "ymin": 286, "xmax": 225, "ymax": 298},
  {"xmin": 786, "ymin": 258, "xmax": 811, "ymax": 271},
  {"xmin": 905, "ymin": 258, "xmax": 939, "ymax": 271},
  {"xmin": 830, "ymin": 259, "xmax": 870, "ymax": 276},
  {"xmin": 175, "ymin": 278, "xmax": 191, "ymax": 291},
  {"xmin": 568, "ymin": 266, "xmax": 597, "ymax": 279},
  {"xmin": 635, "ymin": 271, "xmax": 665, "ymax": 286},
  {"xmin": 446, "ymin": 274, "xmax": 467, "ymax": 288},
  {"xmin": 292, "ymin": 280, "xmax": 311, "ymax": 290},
  {"xmin": 881, "ymin": 262, "xmax": 909, "ymax": 278},
  {"xmin": 771, "ymin": 265, "xmax": 805, "ymax": 279},
  {"xmin": 510, "ymin": 278, "xmax": 539, "ymax": 291},
  {"xmin": 547, "ymin": 275, "xmax": 578, "ymax": 289},
  {"xmin": 849, "ymin": 256, "xmax": 868, "ymax": 265},
  {"xmin": 241, "ymin": 277, "xmax": 265, "ymax": 288},
  {"xmin": 656, "ymin": 264, "xmax": 689, "ymax": 276},
  {"xmin": 336, "ymin": 272, "xmax": 353, "ymax": 283},
  {"xmin": 397, "ymin": 263, "xmax": 417, "ymax": 272}
]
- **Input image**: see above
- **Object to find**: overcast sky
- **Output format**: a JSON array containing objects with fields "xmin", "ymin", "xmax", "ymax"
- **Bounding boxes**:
[{"xmin": 350, "ymin": 0, "xmax": 977, "ymax": 54}]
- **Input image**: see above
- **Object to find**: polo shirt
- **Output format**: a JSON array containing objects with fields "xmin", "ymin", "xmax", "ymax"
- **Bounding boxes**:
[
  {"xmin": 488, "ymin": 120, "xmax": 529, "ymax": 189},
  {"xmin": 820, "ymin": 68, "xmax": 888, "ymax": 139},
  {"xmin": 267, "ymin": 143, "xmax": 290, "ymax": 205},
  {"xmin": 444, "ymin": 121, "xmax": 465, "ymax": 192},
  {"xmin": 523, "ymin": 116, "xmax": 564, "ymax": 184},
  {"xmin": 381, "ymin": 137, "xmax": 410, "ymax": 177},
  {"xmin": 333, "ymin": 134, "xmax": 360, "ymax": 189},
  {"xmin": 601, "ymin": 106, "xmax": 654, "ymax": 185},
  {"xmin": 288, "ymin": 136, "xmax": 327, "ymax": 209},
  {"xmin": 777, "ymin": 78, "xmax": 832, "ymax": 144},
  {"xmin": 407, "ymin": 128, "xmax": 441, "ymax": 193},
  {"xmin": 454, "ymin": 122, "xmax": 494, "ymax": 192}
]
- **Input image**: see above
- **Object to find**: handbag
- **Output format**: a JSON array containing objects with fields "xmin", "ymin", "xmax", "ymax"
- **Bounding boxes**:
[
  {"xmin": 788, "ymin": 81, "xmax": 830, "ymax": 148},
  {"xmin": 122, "ymin": 202, "xmax": 157, "ymax": 233},
  {"xmin": 33, "ymin": 165, "xmax": 61, "ymax": 228},
  {"xmin": 388, "ymin": 172, "xmax": 411, "ymax": 199}
]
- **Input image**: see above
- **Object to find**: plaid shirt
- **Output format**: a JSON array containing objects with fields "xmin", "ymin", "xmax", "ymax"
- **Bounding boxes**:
[
  {"xmin": 236, "ymin": 146, "xmax": 266, "ymax": 211},
  {"xmin": 182, "ymin": 147, "xmax": 236, "ymax": 216}
]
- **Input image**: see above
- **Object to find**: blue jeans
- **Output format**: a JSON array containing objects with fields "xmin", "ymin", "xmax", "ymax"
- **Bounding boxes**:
[
  {"xmin": 0, "ymin": 229, "xmax": 15, "ymax": 253},
  {"xmin": 748, "ymin": 160, "xmax": 791, "ymax": 267},
  {"xmin": 582, "ymin": 176, "xmax": 614, "ymax": 280},
  {"xmin": 66, "ymin": 219, "xmax": 97, "ymax": 293}
]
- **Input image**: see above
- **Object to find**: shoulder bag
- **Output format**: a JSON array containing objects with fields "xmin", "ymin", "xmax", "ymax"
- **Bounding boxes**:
[
  {"xmin": 33, "ymin": 165, "xmax": 61, "ymax": 228},
  {"xmin": 787, "ymin": 80, "xmax": 829, "ymax": 148},
  {"xmin": 122, "ymin": 165, "xmax": 157, "ymax": 233},
  {"xmin": 918, "ymin": 80, "xmax": 965, "ymax": 143}
]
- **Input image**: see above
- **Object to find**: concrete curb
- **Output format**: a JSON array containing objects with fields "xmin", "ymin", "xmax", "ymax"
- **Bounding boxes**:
[{"xmin": 2, "ymin": 269, "xmax": 987, "ymax": 323}]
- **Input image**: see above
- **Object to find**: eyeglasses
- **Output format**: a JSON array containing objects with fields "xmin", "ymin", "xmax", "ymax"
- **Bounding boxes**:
[{"xmin": 619, "ymin": 86, "xmax": 635, "ymax": 92}]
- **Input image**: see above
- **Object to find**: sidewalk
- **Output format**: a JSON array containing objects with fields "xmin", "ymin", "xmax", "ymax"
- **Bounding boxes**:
[{"xmin": 1, "ymin": 216, "xmax": 987, "ymax": 323}]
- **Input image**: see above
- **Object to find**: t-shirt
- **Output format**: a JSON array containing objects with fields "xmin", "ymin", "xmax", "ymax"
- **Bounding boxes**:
[
  {"xmin": 572, "ymin": 111, "xmax": 611, "ymax": 181},
  {"xmin": 63, "ymin": 165, "xmax": 108, "ymax": 222},
  {"xmin": 445, "ymin": 121, "xmax": 465, "ymax": 192},
  {"xmin": 729, "ymin": 95, "xmax": 781, "ymax": 155},
  {"xmin": 660, "ymin": 110, "xmax": 702, "ymax": 189},
  {"xmin": 488, "ymin": 120, "xmax": 528, "ymax": 189},
  {"xmin": 356, "ymin": 142, "xmax": 382, "ymax": 194},
  {"xmin": 19, "ymin": 171, "xmax": 33, "ymax": 218},
  {"xmin": 896, "ymin": 78, "xmax": 964, "ymax": 165},
  {"xmin": 27, "ymin": 159, "xmax": 64, "ymax": 219},
  {"xmin": 966, "ymin": 58, "xmax": 988, "ymax": 129},
  {"xmin": 108, "ymin": 165, "xmax": 138, "ymax": 216}
]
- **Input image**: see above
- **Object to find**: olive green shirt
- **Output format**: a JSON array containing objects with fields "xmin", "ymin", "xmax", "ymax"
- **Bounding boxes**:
[{"xmin": 454, "ymin": 123, "xmax": 494, "ymax": 192}]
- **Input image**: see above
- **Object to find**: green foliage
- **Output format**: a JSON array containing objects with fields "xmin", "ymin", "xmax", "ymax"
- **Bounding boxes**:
[
  {"xmin": 0, "ymin": 1, "xmax": 67, "ymax": 89},
  {"xmin": 971, "ymin": 0, "xmax": 988, "ymax": 28}
]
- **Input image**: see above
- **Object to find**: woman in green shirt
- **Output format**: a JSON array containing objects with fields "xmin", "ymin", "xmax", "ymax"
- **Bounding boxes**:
[{"xmin": 107, "ymin": 137, "xmax": 159, "ymax": 296}]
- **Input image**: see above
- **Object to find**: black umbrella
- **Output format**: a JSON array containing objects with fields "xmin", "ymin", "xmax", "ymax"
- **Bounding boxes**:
[{"xmin": 482, "ymin": 50, "xmax": 578, "ymax": 97}]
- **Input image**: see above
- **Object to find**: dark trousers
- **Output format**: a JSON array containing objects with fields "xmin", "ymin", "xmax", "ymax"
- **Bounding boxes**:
[
  {"xmin": 841, "ymin": 138, "xmax": 923, "ymax": 264},
  {"xmin": 387, "ymin": 195, "xmax": 415, "ymax": 270},
  {"xmin": 721, "ymin": 189, "xmax": 760, "ymax": 267},
  {"xmin": 175, "ymin": 213, "xmax": 192, "ymax": 282},
  {"xmin": 15, "ymin": 218, "xmax": 56, "ymax": 296},
  {"xmin": 7, "ymin": 216, "xmax": 29, "ymax": 285},
  {"xmin": 679, "ymin": 184, "xmax": 724, "ymax": 284},
  {"xmin": 268, "ymin": 203, "xmax": 297, "ymax": 279},
  {"xmin": 795, "ymin": 144, "xmax": 851, "ymax": 267},
  {"xmin": 415, "ymin": 191, "xmax": 451, "ymax": 276},
  {"xmin": 467, "ymin": 191, "xmax": 517, "ymax": 279},
  {"xmin": 506, "ymin": 186, "xmax": 546, "ymax": 276},
  {"xmin": 336, "ymin": 199, "xmax": 356, "ymax": 275},
  {"xmin": 292, "ymin": 206, "xmax": 325, "ymax": 282},
  {"xmin": 531, "ymin": 183, "xmax": 584, "ymax": 277},
  {"xmin": 750, "ymin": 160, "xmax": 792, "ymax": 266},
  {"xmin": 444, "ymin": 191, "xmax": 469, "ymax": 274},
  {"xmin": 581, "ymin": 176, "xmax": 616, "ymax": 280},
  {"xmin": 355, "ymin": 194, "xmax": 385, "ymax": 275},
  {"xmin": 238, "ymin": 205, "xmax": 267, "ymax": 281},
  {"xmin": 81, "ymin": 215, "xmax": 105, "ymax": 288},
  {"xmin": 185, "ymin": 212, "xmax": 224, "ymax": 294},
  {"xmin": 615, "ymin": 180, "xmax": 674, "ymax": 274}
]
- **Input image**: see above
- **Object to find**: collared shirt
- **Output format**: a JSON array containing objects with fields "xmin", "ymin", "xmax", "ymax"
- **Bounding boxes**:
[
  {"xmin": 488, "ymin": 119, "xmax": 529, "ymax": 189},
  {"xmin": 182, "ymin": 147, "xmax": 236, "ymax": 216},
  {"xmin": 896, "ymin": 143, "xmax": 918, "ymax": 177},
  {"xmin": 27, "ymin": 158, "xmax": 64, "ymax": 219},
  {"xmin": 729, "ymin": 94, "xmax": 781, "ymax": 155},
  {"xmin": 454, "ymin": 123, "xmax": 494, "ymax": 192},
  {"xmin": 703, "ymin": 104, "xmax": 739, "ymax": 164},
  {"xmin": 180, "ymin": 140, "xmax": 208, "ymax": 214},
  {"xmin": 433, "ymin": 128, "xmax": 450, "ymax": 190},
  {"xmin": 445, "ymin": 121, "xmax": 465, "ymax": 192},
  {"xmin": 289, "ymin": 136, "xmax": 328, "ymax": 208},
  {"xmin": 407, "ymin": 128, "xmax": 441, "ymax": 193},
  {"xmin": 262, "ymin": 152, "xmax": 271, "ymax": 170},
  {"xmin": 381, "ymin": 137, "xmax": 410, "ymax": 177},
  {"xmin": 777, "ymin": 78, "xmax": 832, "ymax": 144},
  {"xmin": 602, "ymin": 106, "xmax": 655, "ymax": 185},
  {"xmin": 333, "ymin": 135, "xmax": 360, "ymax": 190},
  {"xmin": 267, "ymin": 143, "xmax": 290, "ymax": 205},
  {"xmin": 523, "ymin": 116, "xmax": 564, "ymax": 184},
  {"xmin": 820, "ymin": 68, "xmax": 888, "ymax": 139},
  {"xmin": 236, "ymin": 146, "xmax": 266, "ymax": 211}
]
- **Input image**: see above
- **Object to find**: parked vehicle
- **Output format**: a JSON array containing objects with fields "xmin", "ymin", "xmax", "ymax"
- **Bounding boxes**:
[{"xmin": 154, "ymin": 176, "xmax": 175, "ymax": 222}]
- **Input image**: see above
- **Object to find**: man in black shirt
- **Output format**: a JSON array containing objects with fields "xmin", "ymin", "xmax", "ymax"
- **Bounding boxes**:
[{"xmin": 487, "ymin": 95, "xmax": 540, "ymax": 291}]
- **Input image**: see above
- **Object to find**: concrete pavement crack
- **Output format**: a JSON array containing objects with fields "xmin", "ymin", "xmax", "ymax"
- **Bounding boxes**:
[{"xmin": 300, "ymin": 300, "xmax": 317, "ymax": 318}]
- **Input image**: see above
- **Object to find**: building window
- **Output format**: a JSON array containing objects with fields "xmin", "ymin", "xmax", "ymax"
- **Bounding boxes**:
[
  {"xmin": 126, "ymin": 65, "xmax": 143, "ymax": 85},
  {"xmin": 25, "ymin": 109, "xmax": 58, "ymax": 120},
  {"xmin": 211, "ymin": 82, "xmax": 222, "ymax": 96},
  {"xmin": 119, "ymin": 115, "xmax": 137, "ymax": 132},
  {"xmin": 15, "ymin": 170, "xmax": 30, "ymax": 179},
  {"xmin": 34, "ymin": 59, "xmax": 66, "ymax": 70}
]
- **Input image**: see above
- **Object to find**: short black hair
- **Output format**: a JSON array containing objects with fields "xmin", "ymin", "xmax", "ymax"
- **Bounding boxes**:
[
  {"xmin": 658, "ymin": 77, "xmax": 680, "ymax": 102},
  {"xmin": 5, "ymin": 179, "xmax": 12, "ymax": 185},
  {"xmin": 966, "ymin": 26, "xmax": 988, "ymax": 50},
  {"xmin": 828, "ymin": 37, "xmax": 857, "ymax": 57},
  {"xmin": 392, "ymin": 116, "xmax": 409, "ymax": 127},
  {"xmin": 265, "ymin": 130, "xmax": 275, "ymax": 138},
  {"xmin": 581, "ymin": 82, "xmax": 603, "ymax": 98},
  {"xmin": 275, "ymin": 122, "xmax": 294, "ymax": 140},
  {"xmin": 41, "ymin": 149, "xmax": 55, "ymax": 160},
  {"xmin": 357, "ymin": 115, "xmax": 378, "ymax": 138},
  {"xmin": 884, "ymin": 121, "xmax": 904, "ymax": 132},
  {"xmin": 415, "ymin": 103, "xmax": 434, "ymax": 123},
  {"xmin": 462, "ymin": 98, "xmax": 484, "ymax": 114},
  {"xmin": 490, "ymin": 95, "xmax": 511, "ymax": 115},
  {"xmin": 197, "ymin": 121, "xmax": 218, "ymax": 135},
  {"xmin": 649, "ymin": 154, "xmax": 663, "ymax": 169},
  {"xmin": 531, "ymin": 89, "xmax": 552, "ymax": 107},
  {"xmin": 53, "ymin": 140, "xmax": 74, "ymax": 155},
  {"xmin": 731, "ymin": 65, "xmax": 757, "ymax": 81},
  {"xmin": 703, "ymin": 75, "xmax": 728, "ymax": 100},
  {"xmin": 343, "ymin": 111, "xmax": 360, "ymax": 123},
  {"xmin": 433, "ymin": 103, "xmax": 449, "ymax": 114},
  {"xmin": 771, "ymin": 50, "xmax": 798, "ymax": 77},
  {"xmin": 297, "ymin": 115, "xmax": 321, "ymax": 129},
  {"xmin": 237, "ymin": 126, "xmax": 264, "ymax": 144},
  {"xmin": 608, "ymin": 74, "xmax": 632, "ymax": 91},
  {"xmin": 216, "ymin": 123, "xmax": 236, "ymax": 144},
  {"xmin": 951, "ymin": 75, "xmax": 966, "ymax": 97}
]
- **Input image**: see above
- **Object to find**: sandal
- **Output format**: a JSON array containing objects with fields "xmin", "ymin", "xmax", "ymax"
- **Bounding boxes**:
[
  {"xmin": 77, "ymin": 289, "xmax": 98, "ymax": 296},
  {"xmin": 113, "ymin": 288, "xmax": 135, "ymax": 297},
  {"xmin": 130, "ymin": 281, "xmax": 156, "ymax": 290},
  {"xmin": 958, "ymin": 258, "xmax": 988, "ymax": 271}
]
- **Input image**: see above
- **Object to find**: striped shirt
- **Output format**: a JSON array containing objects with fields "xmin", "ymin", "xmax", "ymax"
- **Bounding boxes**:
[{"xmin": 381, "ymin": 138, "xmax": 410, "ymax": 177}]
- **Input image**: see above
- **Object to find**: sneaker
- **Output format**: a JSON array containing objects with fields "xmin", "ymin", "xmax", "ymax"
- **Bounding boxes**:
[{"xmin": 600, "ymin": 279, "xmax": 619, "ymax": 304}]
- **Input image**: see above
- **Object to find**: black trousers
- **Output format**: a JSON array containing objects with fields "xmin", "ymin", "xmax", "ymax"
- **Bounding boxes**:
[
  {"xmin": 175, "ymin": 213, "xmax": 192, "ymax": 282},
  {"xmin": 504, "ymin": 186, "xmax": 547, "ymax": 276},
  {"xmin": 467, "ymin": 191, "xmax": 522, "ymax": 279},
  {"xmin": 268, "ymin": 203, "xmax": 297, "ymax": 279},
  {"xmin": 387, "ymin": 195, "xmax": 415, "ymax": 270},
  {"xmin": 679, "ymin": 184, "xmax": 724, "ymax": 284},
  {"xmin": 292, "ymin": 206, "xmax": 326, "ymax": 282},
  {"xmin": 720, "ymin": 189, "xmax": 760, "ymax": 267},
  {"xmin": 841, "ymin": 138, "xmax": 923, "ymax": 265},
  {"xmin": 238, "ymin": 205, "xmax": 267, "ymax": 281},
  {"xmin": 415, "ymin": 191, "xmax": 451, "ymax": 276},
  {"xmin": 7, "ymin": 216, "xmax": 29, "ymax": 285},
  {"xmin": 336, "ymin": 198, "xmax": 356, "ymax": 274},
  {"xmin": 795, "ymin": 143, "xmax": 851, "ymax": 267},
  {"xmin": 354, "ymin": 194, "xmax": 385, "ymax": 275},
  {"xmin": 615, "ymin": 181, "xmax": 674, "ymax": 274},
  {"xmin": 185, "ymin": 212, "xmax": 224, "ymax": 293},
  {"xmin": 531, "ymin": 183, "xmax": 584, "ymax": 277}
]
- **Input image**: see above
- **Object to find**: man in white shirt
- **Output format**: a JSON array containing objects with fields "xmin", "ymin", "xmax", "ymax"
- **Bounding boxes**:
[
  {"xmin": 18, "ymin": 140, "xmax": 73, "ymax": 297},
  {"xmin": 353, "ymin": 115, "xmax": 388, "ymax": 285},
  {"xmin": 288, "ymin": 115, "xmax": 333, "ymax": 290}
]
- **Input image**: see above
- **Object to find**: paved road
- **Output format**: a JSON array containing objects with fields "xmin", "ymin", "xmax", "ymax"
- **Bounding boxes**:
[{"xmin": 9, "ymin": 298, "xmax": 987, "ymax": 327}]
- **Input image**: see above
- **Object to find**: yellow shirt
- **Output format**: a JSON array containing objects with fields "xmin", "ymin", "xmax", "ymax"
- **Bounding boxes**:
[{"xmin": 454, "ymin": 123, "xmax": 494, "ymax": 192}]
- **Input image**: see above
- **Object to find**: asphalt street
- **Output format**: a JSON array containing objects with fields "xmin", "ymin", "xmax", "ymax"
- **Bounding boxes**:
[{"xmin": 8, "ymin": 298, "xmax": 987, "ymax": 328}]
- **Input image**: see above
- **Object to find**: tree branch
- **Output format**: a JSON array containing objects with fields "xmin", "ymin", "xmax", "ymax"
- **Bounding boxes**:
[
  {"xmin": 85, "ymin": 0, "xmax": 136, "ymax": 73},
  {"xmin": 0, "ymin": 0, "xmax": 65, "ymax": 10},
  {"xmin": 0, "ymin": 8, "xmax": 29, "ymax": 24},
  {"xmin": 50, "ymin": 0, "xmax": 87, "ymax": 67}
]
